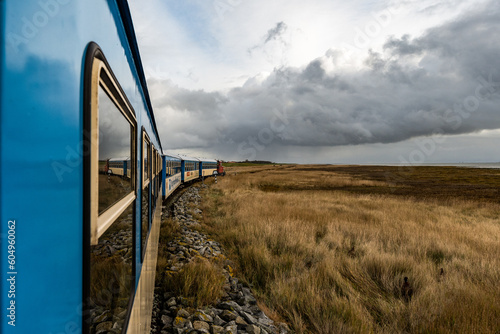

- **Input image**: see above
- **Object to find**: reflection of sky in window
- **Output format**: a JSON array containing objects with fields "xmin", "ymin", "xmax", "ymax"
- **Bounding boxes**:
[
  {"xmin": 99, "ymin": 86, "xmax": 130, "ymax": 160},
  {"xmin": 144, "ymin": 140, "xmax": 150, "ymax": 177}
]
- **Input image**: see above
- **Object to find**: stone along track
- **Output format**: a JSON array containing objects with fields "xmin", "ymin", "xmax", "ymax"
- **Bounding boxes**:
[{"xmin": 150, "ymin": 184, "xmax": 289, "ymax": 334}]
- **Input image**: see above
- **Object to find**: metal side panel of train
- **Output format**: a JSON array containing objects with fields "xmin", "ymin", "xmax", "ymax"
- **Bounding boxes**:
[
  {"xmin": 1, "ymin": 1, "xmax": 163, "ymax": 333},
  {"xmin": 181, "ymin": 156, "xmax": 201, "ymax": 183},
  {"xmin": 162, "ymin": 153, "xmax": 182, "ymax": 199},
  {"xmin": 200, "ymin": 159, "xmax": 218, "ymax": 177}
]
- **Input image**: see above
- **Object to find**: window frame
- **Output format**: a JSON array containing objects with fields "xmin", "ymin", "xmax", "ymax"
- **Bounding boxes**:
[
  {"xmin": 156, "ymin": 151, "xmax": 159, "ymax": 175},
  {"xmin": 89, "ymin": 58, "xmax": 137, "ymax": 245},
  {"xmin": 83, "ymin": 43, "xmax": 138, "ymax": 334},
  {"xmin": 142, "ymin": 131, "xmax": 151, "ymax": 187},
  {"xmin": 152, "ymin": 146, "xmax": 156, "ymax": 177},
  {"xmin": 141, "ymin": 129, "xmax": 152, "ymax": 260}
]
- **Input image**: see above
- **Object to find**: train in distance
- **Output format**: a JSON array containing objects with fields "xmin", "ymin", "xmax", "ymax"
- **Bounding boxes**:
[{"xmin": 0, "ymin": 1, "xmax": 224, "ymax": 333}]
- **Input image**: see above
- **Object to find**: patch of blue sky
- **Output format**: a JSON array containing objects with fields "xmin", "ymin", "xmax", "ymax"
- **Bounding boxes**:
[{"xmin": 162, "ymin": 1, "xmax": 220, "ymax": 52}]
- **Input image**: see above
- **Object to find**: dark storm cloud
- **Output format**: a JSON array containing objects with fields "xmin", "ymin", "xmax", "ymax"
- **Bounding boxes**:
[
  {"xmin": 383, "ymin": 35, "xmax": 423, "ymax": 56},
  {"xmin": 149, "ymin": 79, "xmax": 230, "ymax": 150},
  {"xmin": 153, "ymin": 2, "xmax": 500, "ymax": 156},
  {"xmin": 264, "ymin": 21, "xmax": 288, "ymax": 43},
  {"xmin": 153, "ymin": 81, "xmax": 227, "ymax": 117},
  {"xmin": 248, "ymin": 21, "xmax": 288, "ymax": 55}
]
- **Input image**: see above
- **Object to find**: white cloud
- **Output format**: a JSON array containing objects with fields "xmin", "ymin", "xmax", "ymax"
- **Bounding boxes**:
[{"xmin": 129, "ymin": 0, "xmax": 500, "ymax": 163}]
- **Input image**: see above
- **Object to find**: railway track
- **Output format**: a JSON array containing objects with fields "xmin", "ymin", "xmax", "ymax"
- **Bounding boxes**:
[{"xmin": 150, "ymin": 184, "xmax": 289, "ymax": 334}]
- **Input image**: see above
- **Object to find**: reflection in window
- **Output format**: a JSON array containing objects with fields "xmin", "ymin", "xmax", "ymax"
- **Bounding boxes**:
[
  {"xmin": 143, "ymin": 140, "xmax": 150, "ymax": 181},
  {"xmin": 141, "ymin": 184, "xmax": 150, "ymax": 255},
  {"xmin": 98, "ymin": 86, "xmax": 132, "ymax": 214},
  {"xmin": 90, "ymin": 203, "xmax": 133, "ymax": 334},
  {"xmin": 152, "ymin": 149, "xmax": 156, "ymax": 176}
]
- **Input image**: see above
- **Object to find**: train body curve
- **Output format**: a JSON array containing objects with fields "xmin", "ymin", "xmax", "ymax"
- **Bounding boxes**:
[
  {"xmin": 162, "ymin": 152, "xmax": 183, "ymax": 199},
  {"xmin": 0, "ymin": 1, "xmax": 227, "ymax": 333}
]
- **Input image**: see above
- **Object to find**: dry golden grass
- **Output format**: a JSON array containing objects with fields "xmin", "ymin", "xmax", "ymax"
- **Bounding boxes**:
[
  {"xmin": 164, "ymin": 257, "xmax": 226, "ymax": 308},
  {"xmin": 156, "ymin": 214, "xmax": 226, "ymax": 309},
  {"xmin": 156, "ymin": 218, "xmax": 181, "ymax": 283},
  {"xmin": 202, "ymin": 165, "xmax": 500, "ymax": 333}
]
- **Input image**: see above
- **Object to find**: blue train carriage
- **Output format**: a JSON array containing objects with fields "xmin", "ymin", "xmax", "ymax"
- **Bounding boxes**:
[
  {"xmin": 162, "ymin": 152, "xmax": 182, "ymax": 199},
  {"xmin": 199, "ymin": 158, "xmax": 218, "ymax": 177},
  {"xmin": 181, "ymin": 156, "xmax": 201, "ymax": 183},
  {"xmin": 1, "ymin": 1, "xmax": 164, "ymax": 333},
  {"xmin": 106, "ymin": 157, "xmax": 132, "ymax": 178}
]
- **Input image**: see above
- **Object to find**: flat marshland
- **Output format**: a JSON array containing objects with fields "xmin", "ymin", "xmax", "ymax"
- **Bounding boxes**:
[{"xmin": 201, "ymin": 165, "xmax": 500, "ymax": 333}]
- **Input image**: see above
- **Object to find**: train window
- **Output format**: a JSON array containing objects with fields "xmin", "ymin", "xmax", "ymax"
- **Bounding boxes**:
[
  {"xmin": 141, "ymin": 131, "xmax": 151, "ymax": 258},
  {"xmin": 97, "ymin": 87, "xmax": 133, "ymax": 215},
  {"xmin": 151, "ymin": 148, "xmax": 156, "ymax": 212},
  {"xmin": 154, "ymin": 150, "xmax": 157, "ymax": 206},
  {"xmin": 152, "ymin": 147, "xmax": 156, "ymax": 176},
  {"xmin": 141, "ymin": 183, "xmax": 150, "ymax": 257},
  {"xmin": 89, "ymin": 204, "xmax": 133, "ymax": 334},
  {"xmin": 90, "ymin": 61, "xmax": 137, "ymax": 244},
  {"xmin": 143, "ymin": 133, "xmax": 150, "ymax": 185},
  {"xmin": 85, "ymin": 51, "xmax": 137, "ymax": 334}
]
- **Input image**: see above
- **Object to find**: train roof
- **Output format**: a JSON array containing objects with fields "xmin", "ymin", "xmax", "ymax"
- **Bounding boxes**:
[
  {"xmin": 163, "ymin": 153, "xmax": 217, "ymax": 163},
  {"xmin": 199, "ymin": 158, "xmax": 218, "ymax": 163},
  {"xmin": 179, "ymin": 155, "xmax": 200, "ymax": 162},
  {"xmin": 116, "ymin": 1, "xmax": 162, "ymax": 151},
  {"xmin": 163, "ymin": 152, "xmax": 183, "ymax": 160},
  {"xmin": 109, "ymin": 157, "xmax": 130, "ymax": 161}
]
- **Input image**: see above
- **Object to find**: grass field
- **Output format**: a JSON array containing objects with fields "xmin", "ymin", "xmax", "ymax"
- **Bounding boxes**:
[
  {"xmin": 222, "ymin": 162, "xmax": 276, "ymax": 167},
  {"xmin": 201, "ymin": 165, "xmax": 500, "ymax": 333}
]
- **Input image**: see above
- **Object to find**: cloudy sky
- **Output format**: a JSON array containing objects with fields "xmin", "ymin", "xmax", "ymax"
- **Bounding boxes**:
[{"xmin": 128, "ymin": 0, "xmax": 500, "ymax": 164}]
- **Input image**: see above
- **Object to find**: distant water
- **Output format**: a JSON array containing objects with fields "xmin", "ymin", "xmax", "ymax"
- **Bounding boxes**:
[
  {"xmin": 373, "ymin": 163, "xmax": 500, "ymax": 169},
  {"xmin": 425, "ymin": 163, "xmax": 500, "ymax": 169}
]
